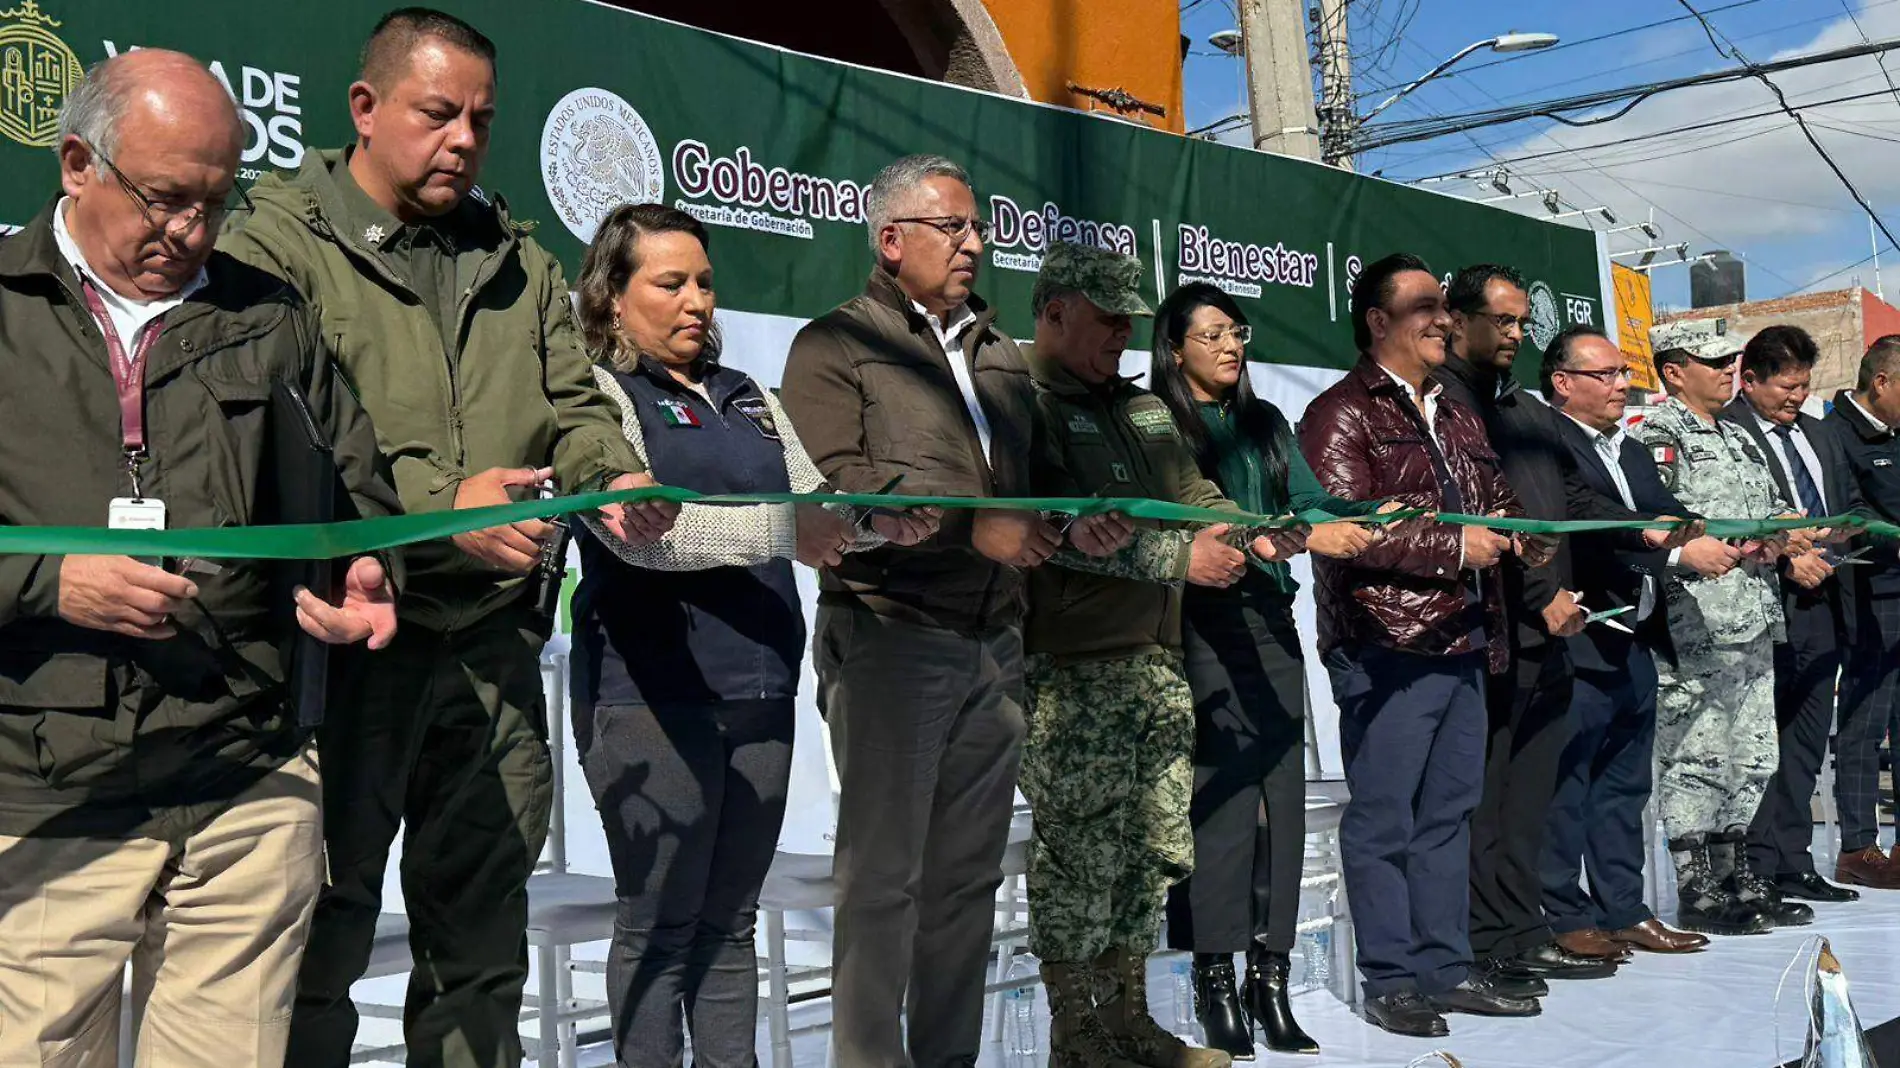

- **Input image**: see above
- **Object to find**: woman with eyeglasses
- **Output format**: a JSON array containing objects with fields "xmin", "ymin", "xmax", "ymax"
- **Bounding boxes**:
[{"xmin": 1151, "ymin": 283, "xmax": 1396, "ymax": 1057}]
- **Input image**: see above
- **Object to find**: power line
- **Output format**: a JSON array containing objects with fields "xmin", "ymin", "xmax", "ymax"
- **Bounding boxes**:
[
  {"xmin": 1380, "ymin": 65, "xmax": 1900, "ymax": 170},
  {"xmin": 1389, "ymin": 87, "xmax": 1895, "ymax": 178},
  {"xmin": 1354, "ymin": 0, "xmax": 1777, "ymax": 98},
  {"xmin": 1451, "ymin": 0, "xmax": 1900, "ymax": 112},
  {"xmin": 1365, "ymin": 29, "xmax": 1814, "ymax": 294},
  {"xmin": 1837, "ymin": 0, "xmax": 1900, "ymax": 106},
  {"xmin": 1353, "ymin": 36, "xmax": 1900, "ymax": 151},
  {"xmin": 1674, "ymin": 0, "xmax": 1900, "ymax": 264}
]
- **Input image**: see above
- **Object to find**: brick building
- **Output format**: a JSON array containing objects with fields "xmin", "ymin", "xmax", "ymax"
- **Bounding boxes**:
[{"xmin": 1658, "ymin": 287, "xmax": 1900, "ymax": 399}]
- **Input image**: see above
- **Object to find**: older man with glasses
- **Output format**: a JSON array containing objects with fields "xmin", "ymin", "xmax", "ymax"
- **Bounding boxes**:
[
  {"xmin": 0, "ymin": 49, "xmax": 400, "ymax": 1067},
  {"xmin": 780, "ymin": 153, "xmax": 1074, "ymax": 1068},
  {"xmin": 1540, "ymin": 325, "xmax": 1714, "ymax": 961}
]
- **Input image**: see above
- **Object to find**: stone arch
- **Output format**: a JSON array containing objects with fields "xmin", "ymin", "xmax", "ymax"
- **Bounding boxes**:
[{"xmin": 874, "ymin": 0, "xmax": 1026, "ymax": 98}]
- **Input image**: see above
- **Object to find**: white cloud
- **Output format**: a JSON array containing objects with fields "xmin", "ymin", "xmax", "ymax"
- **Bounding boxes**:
[{"xmin": 1417, "ymin": 2, "xmax": 1900, "ymax": 298}]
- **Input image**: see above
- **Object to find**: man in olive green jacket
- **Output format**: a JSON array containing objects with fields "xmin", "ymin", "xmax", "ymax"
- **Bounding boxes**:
[
  {"xmin": 218, "ymin": 11, "xmax": 674, "ymax": 1067},
  {"xmin": 1019, "ymin": 243, "xmax": 1270, "ymax": 1068},
  {"xmin": 0, "ymin": 50, "xmax": 399, "ymax": 1068}
]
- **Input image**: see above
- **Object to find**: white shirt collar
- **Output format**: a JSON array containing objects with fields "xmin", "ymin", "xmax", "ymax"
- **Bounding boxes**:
[
  {"xmin": 910, "ymin": 299, "xmax": 977, "ymax": 344},
  {"xmin": 52, "ymin": 196, "xmax": 206, "ymax": 330},
  {"xmin": 1750, "ymin": 405, "xmax": 1795, "ymax": 437},
  {"xmin": 1847, "ymin": 392, "xmax": 1889, "ymax": 434},
  {"xmin": 1377, "ymin": 363, "xmax": 1440, "ymax": 403},
  {"xmin": 1561, "ymin": 409, "xmax": 1623, "ymax": 449}
]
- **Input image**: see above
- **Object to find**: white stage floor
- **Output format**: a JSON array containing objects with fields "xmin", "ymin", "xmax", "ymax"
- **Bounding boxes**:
[{"xmin": 559, "ymin": 830, "xmax": 1900, "ymax": 1068}]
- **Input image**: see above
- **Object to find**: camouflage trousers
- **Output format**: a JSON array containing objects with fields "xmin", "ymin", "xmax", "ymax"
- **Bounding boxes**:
[
  {"xmin": 1021, "ymin": 652, "xmax": 1196, "ymax": 964},
  {"xmin": 1654, "ymin": 632, "xmax": 1779, "ymax": 839}
]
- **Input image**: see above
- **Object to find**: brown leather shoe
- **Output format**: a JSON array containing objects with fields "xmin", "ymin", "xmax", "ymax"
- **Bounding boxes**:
[
  {"xmin": 1837, "ymin": 844, "xmax": 1900, "ymax": 889},
  {"xmin": 1554, "ymin": 928, "xmax": 1634, "ymax": 961},
  {"xmin": 1608, "ymin": 918, "xmax": 1709, "ymax": 953}
]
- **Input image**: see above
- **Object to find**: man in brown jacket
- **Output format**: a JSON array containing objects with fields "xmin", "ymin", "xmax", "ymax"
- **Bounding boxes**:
[
  {"xmin": 1298, "ymin": 253, "xmax": 1538, "ymax": 1037},
  {"xmin": 779, "ymin": 153, "xmax": 1070, "ymax": 1068},
  {"xmin": 0, "ymin": 50, "xmax": 400, "ymax": 1068}
]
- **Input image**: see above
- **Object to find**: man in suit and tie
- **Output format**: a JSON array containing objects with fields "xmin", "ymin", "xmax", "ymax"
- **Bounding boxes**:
[
  {"xmin": 1722, "ymin": 325, "xmax": 1867, "ymax": 906},
  {"xmin": 1826, "ymin": 335, "xmax": 1900, "ymax": 889},
  {"xmin": 1539, "ymin": 324, "xmax": 1722, "ymax": 954}
]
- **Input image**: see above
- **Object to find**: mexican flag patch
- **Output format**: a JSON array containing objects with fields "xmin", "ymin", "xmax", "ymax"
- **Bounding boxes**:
[
  {"xmin": 1651, "ymin": 445, "xmax": 1675, "ymax": 466},
  {"xmin": 657, "ymin": 398, "xmax": 701, "ymax": 427}
]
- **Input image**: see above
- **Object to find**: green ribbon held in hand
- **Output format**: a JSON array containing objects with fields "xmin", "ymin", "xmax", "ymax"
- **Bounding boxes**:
[{"xmin": 0, "ymin": 487, "xmax": 1879, "ymax": 561}]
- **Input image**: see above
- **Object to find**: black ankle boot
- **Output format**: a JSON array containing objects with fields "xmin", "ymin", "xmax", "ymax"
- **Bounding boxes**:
[
  {"xmin": 1671, "ymin": 833, "xmax": 1772, "ymax": 936},
  {"xmin": 1245, "ymin": 948, "xmax": 1319, "ymax": 1055},
  {"xmin": 1191, "ymin": 954, "xmax": 1254, "ymax": 1060}
]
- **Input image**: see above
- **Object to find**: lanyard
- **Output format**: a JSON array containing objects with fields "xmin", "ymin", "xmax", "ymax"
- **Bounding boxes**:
[{"xmin": 77, "ymin": 277, "xmax": 165, "ymax": 497}]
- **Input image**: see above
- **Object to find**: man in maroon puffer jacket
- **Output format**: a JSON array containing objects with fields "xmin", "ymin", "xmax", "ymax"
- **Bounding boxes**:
[{"xmin": 1298, "ymin": 252, "xmax": 1544, "ymax": 1038}]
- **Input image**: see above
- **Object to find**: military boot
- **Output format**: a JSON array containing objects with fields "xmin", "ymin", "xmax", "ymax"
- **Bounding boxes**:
[
  {"xmin": 1718, "ymin": 828, "xmax": 1814, "ymax": 928},
  {"xmin": 1092, "ymin": 948, "xmax": 1234, "ymax": 1068},
  {"xmin": 1042, "ymin": 960, "xmax": 1146, "ymax": 1068},
  {"xmin": 1671, "ymin": 834, "xmax": 1771, "ymax": 936}
]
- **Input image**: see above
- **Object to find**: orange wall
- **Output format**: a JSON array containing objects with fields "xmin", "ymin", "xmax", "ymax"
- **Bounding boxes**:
[
  {"xmin": 1866, "ymin": 289, "xmax": 1900, "ymax": 348},
  {"xmin": 981, "ymin": 0, "xmax": 1186, "ymax": 134}
]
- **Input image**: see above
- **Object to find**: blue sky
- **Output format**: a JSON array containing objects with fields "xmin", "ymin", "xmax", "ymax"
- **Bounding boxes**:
[{"xmin": 1179, "ymin": 0, "xmax": 1900, "ymax": 311}]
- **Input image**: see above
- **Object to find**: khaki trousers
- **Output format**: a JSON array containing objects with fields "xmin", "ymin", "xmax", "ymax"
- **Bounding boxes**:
[{"xmin": 0, "ymin": 744, "xmax": 323, "ymax": 1068}]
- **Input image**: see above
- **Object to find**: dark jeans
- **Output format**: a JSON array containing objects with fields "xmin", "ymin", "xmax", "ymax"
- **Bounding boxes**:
[
  {"xmin": 1325, "ymin": 644, "xmax": 1486, "ymax": 1000},
  {"xmin": 815, "ymin": 605, "xmax": 1026, "ymax": 1068},
  {"xmin": 1836, "ymin": 602, "xmax": 1900, "ymax": 852},
  {"xmin": 1165, "ymin": 594, "xmax": 1308, "ymax": 954},
  {"xmin": 1467, "ymin": 645, "xmax": 1573, "ymax": 960},
  {"xmin": 1749, "ymin": 608, "xmax": 1844, "ymax": 877},
  {"xmin": 290, "ymin": 609, "xmax": 553, "ymax": 1068},
  {"xmin": 1541, "ymin": 648, "xmax": 1658, "ymax": 934},
  {"xmin": 574, "ymin": 699, "xmax": 792, "ymax": 1068}
]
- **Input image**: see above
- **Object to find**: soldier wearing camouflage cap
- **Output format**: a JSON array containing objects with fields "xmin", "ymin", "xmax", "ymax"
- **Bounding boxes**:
[
  {"xmin": 1635, "ymin": 318, "xmax": 1804, "ymax": 936},
  {"xmin": 1016, "ymin": 242, "xmax": 1246, "ymax": 1068}
]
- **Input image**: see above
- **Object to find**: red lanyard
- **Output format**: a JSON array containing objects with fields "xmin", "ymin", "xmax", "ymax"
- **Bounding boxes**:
[{"xmin": 77, "ymin": 277, "xmax": 165, "ymax": 493}]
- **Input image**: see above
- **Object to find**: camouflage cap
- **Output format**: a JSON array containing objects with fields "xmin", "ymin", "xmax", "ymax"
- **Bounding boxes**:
[
  {"xmin": 1649, "ymin": 321, "xmax": 1743, "ymax": 365},
  {"xmin": 1037, "ymin": 241, "xmax": 1153, "ymax": 317}
]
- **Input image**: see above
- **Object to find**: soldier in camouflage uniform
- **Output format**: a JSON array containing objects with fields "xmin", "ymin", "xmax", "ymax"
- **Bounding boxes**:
[
  {"xmin": 1020, "ymin": 243, "xmax": 1280, "ymax": 1068},
  {"xmin": 1637, "ymin": 322, "xmax": 1804, "ymax": 936}
]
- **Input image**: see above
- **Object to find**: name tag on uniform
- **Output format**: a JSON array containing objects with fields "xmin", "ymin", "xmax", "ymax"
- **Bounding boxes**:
[
  {"xmin": 656, "ymin": 398, "xmax": 701, "ymax": 427},
  {"xmin": 109, "ymin": 497, "xmax": 166, "ymax": 568},
  {"xmin": 108, "ymin": 497, "xmax": 167, "ymax": 530},
  {"xmin": 1876, "ymin": 458, "xmax": 1893, "ymax": 468},
  {"xmin": 732, "ymin": 397, "xmax": 781, "ymax": 441},
  {"xmin": 1067, "ymin": 412, "xmax": 1101, "ymax": 435},
  {"xmin": 1128, "ymin": 408, "xmax": 1175, "ymax": 438}
]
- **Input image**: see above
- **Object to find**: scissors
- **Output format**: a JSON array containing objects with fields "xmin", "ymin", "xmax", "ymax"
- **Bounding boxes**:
[
  {"xmin": 855, "ymin": 473, "xmax": 908, "ymax": 530},
  {"xmin": 1585, "ymin": 604, "xmax": 1637, "ymax": 634}
]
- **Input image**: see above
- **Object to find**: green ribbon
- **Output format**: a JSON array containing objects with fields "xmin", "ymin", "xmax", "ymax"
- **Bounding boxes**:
[{"xmin": 0, "ymin": 488, "xmax": 1880, "ymax": 561}]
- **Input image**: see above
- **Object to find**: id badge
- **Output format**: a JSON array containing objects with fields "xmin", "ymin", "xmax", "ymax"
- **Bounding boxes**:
[{"xmin": 109, "ymin": 497, "xmax": 166, "ymax": 566}]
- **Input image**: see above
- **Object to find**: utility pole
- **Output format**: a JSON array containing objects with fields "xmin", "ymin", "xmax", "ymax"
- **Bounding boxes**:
[
  {"xmin": 1237, "ymin": 0, "xmax": 1320, "ymax": 161},
  {"xmin": 1314, "ymin": 0, "xmax": 1356, "ymax": 168}
]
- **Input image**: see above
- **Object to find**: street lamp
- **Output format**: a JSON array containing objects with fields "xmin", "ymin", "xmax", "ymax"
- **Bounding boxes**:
[
  {"xmin": 1329, "ymin": 31, "xmax": 1559, "ymax": 165},
  {"xmin": 1208, "ymin": 30, "xmax": 1242, "ymax": 56}
]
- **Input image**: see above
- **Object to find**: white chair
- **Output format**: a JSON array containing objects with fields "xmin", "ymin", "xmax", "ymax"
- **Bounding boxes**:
[{"xmin": 519, "ymin": 634, "xmax": 618, "ymax": 1068}]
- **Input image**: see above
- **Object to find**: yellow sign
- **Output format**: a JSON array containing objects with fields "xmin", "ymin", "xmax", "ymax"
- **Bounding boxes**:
[
  {"xmin": 1612, "ymin": 263, "xmax": 1658, "ymax": 392},
  {"xmin": 0, "ymin": 1, "xmax": 81, "ymax": 149}
]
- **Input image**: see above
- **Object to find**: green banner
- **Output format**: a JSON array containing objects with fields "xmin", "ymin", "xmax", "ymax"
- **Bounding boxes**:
[
  {"xmin": 0, "ymin": 487, "xmax": 1877, "ymax": 560},
  {"xmin": 0, "ymin": 0, "xmax": 1605, "ymax": 373}
]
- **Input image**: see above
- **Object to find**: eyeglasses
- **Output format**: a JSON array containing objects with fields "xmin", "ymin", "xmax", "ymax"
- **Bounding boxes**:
[
  {"xmin": 90, "ymin": 142, "xmax": 253, "ymax": 237},
  {"xmin": 1558, "ymin": 366, "xmax": 1633, "ymax": 385},
  {"xmin": 1186, "ymin": 325, "xmax": 1252, "ymax": 346},
  {"xmin": 1484, "ymin": 313, "xmax": 1526, "ymax": 334},
  {"xmin": 892, "ymin": 215, "xmax": 992, "ymax": 242}
]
